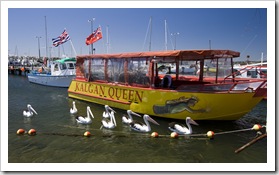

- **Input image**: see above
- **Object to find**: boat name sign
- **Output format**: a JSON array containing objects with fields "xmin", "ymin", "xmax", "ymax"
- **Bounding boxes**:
[{"xmin": 73, "ymin": 82, "xmax": 144, "ymax": 103}]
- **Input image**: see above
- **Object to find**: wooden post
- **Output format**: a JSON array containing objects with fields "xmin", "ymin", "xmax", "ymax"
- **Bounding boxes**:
[{"xmin": 234, "ymin": 133, "xmax": 267, "ymax": 154}]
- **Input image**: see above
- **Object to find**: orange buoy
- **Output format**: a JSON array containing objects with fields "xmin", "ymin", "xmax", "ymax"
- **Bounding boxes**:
[
  {"xmin": 17, "ymin": 129, "xmax": 25, "ymax": 135},
  {"xmin": 28, "ymin": 129, "xmax": 36, "ymax": 136},
  {"xmin": 151, "ymin": 132, "xmax": 159, "ymax": 138},
  {"xmin": 252, "ymin": 124, "xmax": 262, "ymax": 131},
  {"xmin": 170, "ymin": 132, "xmax": 178, "ymax": 138},
  {"xmin": 38, "ymin": 68, "xmax": 42, "ymax": 73},
  {"xmin": 20, "ymin": 67, "xmax": 25, "ymax": 72},
  {"xmin": 83, "ymin": 131, "xmax": 91, "ymax": 137},
  {"xmin": 206, "ymin": 131, "xmax": 215, "ymax": 139}
]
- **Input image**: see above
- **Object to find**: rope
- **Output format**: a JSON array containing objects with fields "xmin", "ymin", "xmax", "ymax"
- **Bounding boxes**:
[{"xmin": 16, "ymin": 125, "xmax": 266, "ymax": 139}]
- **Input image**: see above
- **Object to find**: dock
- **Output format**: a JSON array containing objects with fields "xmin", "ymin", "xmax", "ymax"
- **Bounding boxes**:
[{"xmin": 8, "ymin": 65, "xmax": 32, "ymax": 76}]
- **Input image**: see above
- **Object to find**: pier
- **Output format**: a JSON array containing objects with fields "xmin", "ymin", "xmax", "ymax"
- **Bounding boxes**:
[{"xmin": 8, "ymin": 65, "xmax": 31, "ymax": 76}]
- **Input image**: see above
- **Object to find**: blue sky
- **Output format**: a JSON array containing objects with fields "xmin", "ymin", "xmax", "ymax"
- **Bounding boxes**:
[{"xmin": 7, "ymin": 4, "xmax": 267, "ymax": 61}]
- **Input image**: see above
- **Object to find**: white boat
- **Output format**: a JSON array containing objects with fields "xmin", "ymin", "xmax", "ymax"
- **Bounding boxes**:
[
  {"xmin": 27, "ymin": 57, "xmax": 76, "ymax": 88},
  {"xmin": 233, "ymin": 62, "xmax": 267, "ymax": 79}
]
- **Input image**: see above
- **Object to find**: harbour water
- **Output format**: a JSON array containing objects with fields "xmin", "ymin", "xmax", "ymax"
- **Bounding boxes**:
[{"xmin": 7, "ymin": 74, "xmax": 267, "ymax": 166}]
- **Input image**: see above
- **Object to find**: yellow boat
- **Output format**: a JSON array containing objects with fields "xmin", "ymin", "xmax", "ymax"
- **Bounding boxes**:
[{"xmin": 68, "ymin": 50, "xmax": 266, "ymax": 120}]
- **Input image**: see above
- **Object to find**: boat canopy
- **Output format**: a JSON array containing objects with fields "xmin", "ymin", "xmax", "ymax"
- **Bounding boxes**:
[
  {"xmin": 55, "ymin": 57, "xmax": 76, "ymax": 64},
  {"xmin": 76, "ymin": 50, "xmax": 240, "ymax": 60}
]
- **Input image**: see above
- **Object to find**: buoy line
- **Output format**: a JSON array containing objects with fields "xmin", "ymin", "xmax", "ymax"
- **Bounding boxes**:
[{"xmin": 15, "ymin": 124, "xmax": 266, "ymax": 140}]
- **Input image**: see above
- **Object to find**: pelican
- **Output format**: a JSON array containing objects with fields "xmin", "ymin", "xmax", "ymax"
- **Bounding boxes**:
[
  {"xmin": 100, "ymin": 110, "xmax": 117, "ymax": 129},
  {"xmin": 168, "ymin": 117, "xmax": 199, "ymax": 135},
  {"xmin": 70, "ymin": 101, "xmax": 78, "ymax": 114},
  {"xmin": 122, "ymin": 110, "xmax": 141, "ymax": 124},
  {"xmin": 23, "ymin": 104, "xmax": 38, "ymax": 117},
  {"xmin": 76, "ymin": 106, "xmax": 94, "ymax": 124},
  {"xmin": 102, "ymin": 105, "xmax": 116, "ymax": 118},
  {"xmin": 129, "ymin": 114, "xmax": 159, "ymax": 132}
]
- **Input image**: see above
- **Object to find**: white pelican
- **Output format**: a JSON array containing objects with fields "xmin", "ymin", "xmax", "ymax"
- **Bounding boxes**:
[
  {"xmin": 70, "ymin": 101, "xmax": 78, "ymax": 114},
  {"xmin": 102, "ymin": 105, "xmax": 116, "ymax": 118},
  {"xmin": 129, "ymin": 114, "xmax": 159, "ymax": 132},
  {"xmin": 76, "ymin": 106, "xmax": 94, "ymax": 124},
  {"xmin": 122, "ymin": 110, "xmax": 141, "ymax": 124},
  {"xmin": 100, "ymin": 110, "xmax": 117, "ymax": 129},
  {"xmin": 23, "ymin": 104, "xmax": 38, "ymax": 117},
  {"xmin": 168, "ymin": 117, "xmax": 199, "ymax": 135}
]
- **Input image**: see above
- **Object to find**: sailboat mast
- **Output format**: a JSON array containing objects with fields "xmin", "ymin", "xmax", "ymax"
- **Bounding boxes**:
[
  {"xmin": 106, "ymin": 25, "xmax": 109, "ymax": 54},
  {"xmin": 261, "ymin": 52, "xmax": 263, "ymax": 66},
  {"xmin": 165, "ymin": 19, "xmax": 167, "ymax": 51},
  {"xmin": 45, "ymin": 16, "xmax": 48, "ymax": 59},
  {"xmin": 149, "ymin": 17, "xmax": 152, "ymax": 51}
]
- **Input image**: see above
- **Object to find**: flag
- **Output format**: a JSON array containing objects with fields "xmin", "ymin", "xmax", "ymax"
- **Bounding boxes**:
[
  {"xmin": 52, "ymin": 30, "xmax": 70, "ymax": 47},
  {"xmin": 85, "ymin": 26, "xmax": 102, "ymax": 45}
]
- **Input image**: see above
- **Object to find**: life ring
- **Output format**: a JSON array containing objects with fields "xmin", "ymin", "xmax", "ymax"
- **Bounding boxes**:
[{"xmin": 161, "ymin": 75, "xmax": 172, "ymax": 88}]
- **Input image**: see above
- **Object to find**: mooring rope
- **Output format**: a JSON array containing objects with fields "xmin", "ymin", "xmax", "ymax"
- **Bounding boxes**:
[{"xmin": 15, "ymin": 124, "xmax": 266, "ymax": 140}]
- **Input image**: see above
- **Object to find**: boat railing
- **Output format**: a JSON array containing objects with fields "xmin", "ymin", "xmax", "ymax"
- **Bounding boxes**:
[
  {"xmin": 224, "ymin": 65, "xmax": 267, "ymax": 82},
  {"xmin": 175, "ymin": 79, "xmax": 265, "ymax": 93}
]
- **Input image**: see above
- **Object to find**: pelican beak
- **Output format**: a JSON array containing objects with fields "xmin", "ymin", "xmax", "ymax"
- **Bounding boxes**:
[
  {"xmin": 147, "ymin": 116, "xmax": 160, "ymax": 125},
  {"xmin": 30, "ymin": 107, "xmax": 38, "ymax": 115},
  {"xmin": 109, "ymin": 107, "xmax": 116, "ymax": 114},
  {"xmin": 113, "ymin": 114, "xmax": 117, "ymax": 126},
  {"xmin": 189, "ymin": 119, "xmax": 199, "ymax": 126},
  {"xmin": 131, "ymin": 111, "xmax": 141, "ymax": 117},
  {"xmin": 89, "ymin": 108, "xmax": 94, "ymax": 118}
]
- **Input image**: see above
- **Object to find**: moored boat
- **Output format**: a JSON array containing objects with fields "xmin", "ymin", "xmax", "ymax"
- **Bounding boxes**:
[
  {"xmin": 68, "ymin": 50, "xmax": 266, "ymax": 120},
  {"xmin": 232, "ymin": 62, "xmax": 267, "ymax": 79},
  {"xmin": 28, "ymin": 57, "xmax": 76, "ymax": 87}
]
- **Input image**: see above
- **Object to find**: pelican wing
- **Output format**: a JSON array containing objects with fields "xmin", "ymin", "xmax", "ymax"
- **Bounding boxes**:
[
  {"xmin": 129, "ymin": 121, "xmax": 148, "ymax": 132},
  {"xmin": 168, "ymin": 122, "xmax": 188, "ymax": 134}
]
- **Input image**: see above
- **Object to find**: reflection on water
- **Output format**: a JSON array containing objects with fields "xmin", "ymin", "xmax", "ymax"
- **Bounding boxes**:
[{"xmin": 8, "ymin": 75, "xmax": 267, "ymax": 163}]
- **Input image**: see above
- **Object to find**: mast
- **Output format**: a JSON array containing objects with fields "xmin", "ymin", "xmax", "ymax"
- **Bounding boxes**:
[
  {"xmin": 165, "ymin": 19, "xmax": 167, "ymax": 50},
  {"xmin": 106, "ymin": 25, "xmax": 110, "ymax": 54},
  {"xmin": 149, "ymin": 16, "xmax": 152, "ymax": 51},
  {"xmin": 45, "ymin": 16, "xmax": 48, "ymax": 60},
  {"xmin": 261, "ymin": 52, "xmax": 263, "ymax": 66}
]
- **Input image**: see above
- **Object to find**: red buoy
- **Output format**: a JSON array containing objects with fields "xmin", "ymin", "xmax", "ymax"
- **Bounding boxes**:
[
  {"xmin": 84, "ymin": 131, "xmax": 91, "ymax": 137},
  {"xmin": 28, "ymin": 129, "xmax": 36, "ymax": 136},
  {"xmin": 17, "ymin": 129, "xmax": 25, "ymax": 135},
  {"xmin": 151, "ymin": 132, "xmax": 159, "ymax": 138}
]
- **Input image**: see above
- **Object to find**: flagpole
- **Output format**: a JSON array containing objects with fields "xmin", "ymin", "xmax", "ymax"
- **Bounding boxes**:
[
  {"xmin": 88, "ymin": 18, "xmax": 95, "ymax": 54},
  {"xmin": 69, "ymin": 40, "xmax": 77, "ymax": 57}
]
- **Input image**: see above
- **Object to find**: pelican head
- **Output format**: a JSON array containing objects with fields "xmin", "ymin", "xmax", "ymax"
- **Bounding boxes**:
[
  {"xmin": 87, "ymin": 106, "xmax": 94, "ymax": 119},
  {"xmin": 144, "ymin": 114, "xmax": 160, "ymax": 126},
  {"xmin": 186, "ymin": 117, "xmax": 198, "ymax": 126},
  {"xmin": 122, "ymin": 110, "xmax": 141, "ymax": 124},
  {"xmin": 23, "ymin": 104, "xmax": 38, "ymax": 117},
  {"xmin": 70, "ymin": 101, "xmax": 78, "ymax": 114},
  {"xmin": 103, "ymin": 105, "xmax": 116, "ymax": 118}
]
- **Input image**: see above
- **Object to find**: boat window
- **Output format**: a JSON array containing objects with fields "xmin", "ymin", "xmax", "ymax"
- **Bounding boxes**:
[
  {"xmin": 203, "ymin": 58, "xmax": 231, "ymax": 78},
  {"xmin": 60, "ymin": 63, "xmax": 67, "ymax": 70},
  {"xmin": 90, "ymin": 58, "xmax": 105, "ymax": 81},
  {"xmin": 54, "ymin": 64, "xmax": 59, "ymax": 71},
  {"xmin": 107, "ymin": 58, "xmax": 125, "ymax": 83},
  {"xmin": 127, "ymin": 58, "xmax": 150, "ymax": 86},
  {"xmin": 67, "ymin": 63, "xmax": 75, "ymax": 69},
  {"xmin": 81, "ymin": 59, "xmax": 90, "ymax": 80}
]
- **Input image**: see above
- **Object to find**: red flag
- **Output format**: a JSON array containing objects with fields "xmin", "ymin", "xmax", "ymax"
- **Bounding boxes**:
[{"xmin": 85, "ymin": 27, "xmax": 103, "ymax": 45}]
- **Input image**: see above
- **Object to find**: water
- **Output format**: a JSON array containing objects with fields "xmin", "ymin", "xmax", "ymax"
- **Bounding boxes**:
[{"xmin": 8, "ymin": 74, "xmax": 267, "ymax": 164}]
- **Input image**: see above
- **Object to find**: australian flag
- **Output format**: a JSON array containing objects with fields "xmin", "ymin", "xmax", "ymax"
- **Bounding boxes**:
[{"xmin": 52, "ymin": 30, "xmax": 70, "ymax": 47}]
